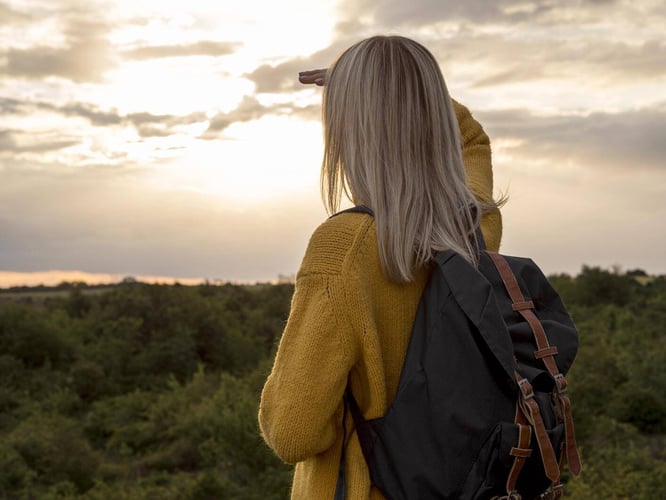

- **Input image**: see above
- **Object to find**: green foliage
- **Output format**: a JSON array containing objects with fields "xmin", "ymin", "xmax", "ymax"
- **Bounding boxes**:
[
  {"xmin": 0, "ymin": 281, "xmax": 293, "ymax": 498},
  {"xmin": 0, "ymin": 270, "xmax": 663, "ymax": 498},
  {"xmin": 565, "ymin": 417, "xmax": 666, "ymax": 499},
  {"xmin": 549, "ymin": 269, "xmax": 666, "ymax": 498},
  {"xmin": 7, "ymin": 414, "xmax": 100, "ymax": 493},
  {"xmin": 0, "ymin": 302, "xmax": 75, "ymax": 369}
]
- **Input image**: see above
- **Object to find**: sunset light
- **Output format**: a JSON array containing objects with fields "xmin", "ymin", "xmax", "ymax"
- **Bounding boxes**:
[{"xmin": 1, "ymin": 0, "xmax": 664, "ymax": 286}]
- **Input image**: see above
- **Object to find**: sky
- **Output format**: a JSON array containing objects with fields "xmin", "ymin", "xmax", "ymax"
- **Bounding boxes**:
[{"xmin": 0, "ymin": 0, "xmax": 665, "ymax": 286}]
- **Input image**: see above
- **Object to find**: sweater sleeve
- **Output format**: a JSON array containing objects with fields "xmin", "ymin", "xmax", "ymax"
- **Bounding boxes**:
[
  {"xmin": 453, "ymin": 99, "xmax": 503, "ymax": 251},
  {"xmin": 258, "ymin": 271, "xmax": 355, "ymax": 464}
]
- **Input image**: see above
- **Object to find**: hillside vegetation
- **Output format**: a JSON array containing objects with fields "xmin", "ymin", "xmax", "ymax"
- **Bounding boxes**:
[{"xmin": 0, "ymin": 267, "xmax": 664, "ymax": 499}]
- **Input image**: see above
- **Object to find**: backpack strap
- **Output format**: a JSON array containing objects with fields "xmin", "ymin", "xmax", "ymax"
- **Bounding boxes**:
[
  {"xmin": 515, "ymin": 371, "xmax": 561, "ymax": 482},
  {"xmin": 329, "ymin": 205, "xmax": 374, "ymax": 218},
  {"xmin": 333, "ymin": 205, "xmax": 486, "ymax": 258},
  {"xmin": 487, "ymin": 252, "xmax": 582, "ymax": 477},
  {"xmin": 499, "ymin": 403, "xmax": 533, "ymax": 500},
  {"xmin": 333, "ymin": 389, "xmax": 352, "ymax": 500}
]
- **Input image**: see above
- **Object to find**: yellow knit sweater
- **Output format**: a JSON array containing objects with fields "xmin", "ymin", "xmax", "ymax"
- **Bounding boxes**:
[{"xmin": 259, "ymin": 101, "xmax": 503, "ymax": 499}]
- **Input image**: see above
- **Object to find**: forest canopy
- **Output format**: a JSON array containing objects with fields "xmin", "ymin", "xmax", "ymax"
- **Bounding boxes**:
[{"xmin": 0, "ymin": 266, "xmax": 664, "ymax": 499}]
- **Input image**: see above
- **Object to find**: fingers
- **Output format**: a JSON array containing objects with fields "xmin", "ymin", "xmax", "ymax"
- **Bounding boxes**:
[{"xmin": 298, "ymin": 68, "xmax": 327, "ymax": 86}]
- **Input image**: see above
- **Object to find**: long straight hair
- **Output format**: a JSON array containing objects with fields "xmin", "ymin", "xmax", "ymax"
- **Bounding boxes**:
[{"xmin": 322, "ymin": 35, "xmax": 483, "ymax": 283}]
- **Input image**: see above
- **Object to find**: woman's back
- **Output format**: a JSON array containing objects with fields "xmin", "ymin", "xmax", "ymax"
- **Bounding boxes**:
[
  {"xmin": 259, "ymin": 35, "xmax": 503, "ymax": 498},
  {"xmin": 259, "ymin": 206, "xmax": 500, "ymax": 498}
]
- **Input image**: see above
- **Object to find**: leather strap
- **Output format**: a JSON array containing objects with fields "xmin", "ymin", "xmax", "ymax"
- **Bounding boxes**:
[
  {"xmin": 488, "ymin": 252, "xmax": 582, "ymax": 477},
  {"xmin": 558, "ymin": 391, "xmax": 582, "ymax": 475},
  {"xmin": 487, "ymin": 253, "xmax": 562, "ymax": 379},
  {"xmin": 515, "ymin": 371, "xmax": 560, "ymax": 483},
  {"xmin": 505, "ymin": 403, "xmax": 532, "ymax": 496}
]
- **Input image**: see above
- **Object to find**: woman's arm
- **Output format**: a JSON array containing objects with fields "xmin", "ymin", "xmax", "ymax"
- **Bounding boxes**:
[
  {"xmin": 452, "ymin": 100, "xmax": 503, "ymax": 251},
  {"xmin": 259, "ymin": 270, "xmax": 354, "ymax": 464}
]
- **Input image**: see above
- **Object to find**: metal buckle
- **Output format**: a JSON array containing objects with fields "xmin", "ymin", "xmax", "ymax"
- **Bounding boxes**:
[
  {"xmin": 537, "ymin": 484, "xmax": 564, "ymax": 500},
  {"xmin": 517, "ymin": 378, "xmax": 534, "ymax": 399},
  {"xmin": 553, "ymin": 374, "xmax": 568, "ymax": 394},
  {"xmin": 491, "ymin": 492, "xmax": 522, "ymax": 500}
]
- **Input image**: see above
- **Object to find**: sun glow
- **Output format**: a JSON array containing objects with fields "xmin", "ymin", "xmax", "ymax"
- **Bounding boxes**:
[{"xmin": 153, "ymin": 115, "xmax": 324, "ymax": 203}]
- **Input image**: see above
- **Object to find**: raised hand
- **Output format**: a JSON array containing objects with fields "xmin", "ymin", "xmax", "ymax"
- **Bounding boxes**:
[{"xmin": 298, "ymin": 68, "xmax": 327, "ymax": 86}]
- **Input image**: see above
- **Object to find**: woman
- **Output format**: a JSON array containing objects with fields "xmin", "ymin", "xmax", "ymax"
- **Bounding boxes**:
[{"xmin": 259, "ymin": 35, "xmax": 503, "ymax": 499}]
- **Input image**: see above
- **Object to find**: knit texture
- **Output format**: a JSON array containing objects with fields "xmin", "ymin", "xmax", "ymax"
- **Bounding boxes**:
[{"xmin": 259, "ymin": 101, "xmax": 503, "ymax": 499}]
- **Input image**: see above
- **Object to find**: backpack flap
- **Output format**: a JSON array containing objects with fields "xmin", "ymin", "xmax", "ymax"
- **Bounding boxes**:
[
  {"xmin": 435, "ymin": 250, "xmax": 517, "ymax": 394},
  {"xmin": 478, "ymin": 254, "xmax": 579, "ymax": 378}
]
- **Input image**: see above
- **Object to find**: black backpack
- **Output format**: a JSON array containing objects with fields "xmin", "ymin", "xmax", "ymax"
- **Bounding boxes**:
[{"xmin": 335, "ymin": 206, "xmax": 582, "ymax": 500}]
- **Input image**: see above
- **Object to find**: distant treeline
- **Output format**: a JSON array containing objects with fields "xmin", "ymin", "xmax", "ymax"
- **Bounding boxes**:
[
  {"xmin": 0, "ymin": 267, "xmax": 664, "ymax": 499},
  {"xmin": 0, "ymin": 277, "xmax": 211, "ymax": 297}
]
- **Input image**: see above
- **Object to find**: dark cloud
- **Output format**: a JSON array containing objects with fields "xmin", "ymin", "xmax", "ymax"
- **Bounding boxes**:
[
  {"xmin": 0, "ymin": 130, "xmax": 77, "ymax": 153},
  {"xmin": 336, "ymin": 0, "xmax": 500, "ymax": 29},
  {"xmin": 202, "ymin": 96, "xmax": 320, "ymax": 138},
  {"xmin": 54, "ymin": 103, "xmax": 207, "ymax": 135},
  {"xmin": 0, "ymin": 2, "xmax": 30, "ymax": 25},
  {"xmin": 0, "ymin": 97, "xmax": 22, "ymax": 114},
  {"xmin": 123, "ymin": 41, "xmax": 240, "ymax": 60},
  {"xmin": 202, "ymin": 95, "xmax": 666, "ymax": 170},
  {"xmin": 583, "ymin": 39, "xmax": 666, "ymax": 79},
  {"xmin": 126, "ymin": 111, "xmax": 207, "ymax": 138},
  {"xmin": 246, "ymin": 60, "xmax": 309, "ymax": 93},
  {"xmin": 205, "ymin": 96, "xmax": 269, "ymax": 133},
  {"xmin": 290, "ymin": 104, "xmax": 321, "ymax": 122},
  {"xmin": 1, "ymin": 17, "xmax": 115, "ymax": 82},
  {"xmin": 0, "ymin": 97, "xmax": 207, "ymax": 138},
  {"xmin": 467, "ymin": 38, "xmax": 666, "ymax": 88},
  {"xmin": 58, "ymin": 103, "xmax": 124, "ymax": 126},
  {"xmin": 244, "ymin": 41, "xmax": 350, "ymax": 93},
  {"xmin": 246, "ymin": 16, "xmax": 664, "ymax": 98},
  {"xmin": 470, "ymin": 68, "xmax": 544, "ymax": 88},
  {"xmin": 333, "ymin": 0, "xmax": 625, "ymax": 33},
  {"xmin": 477, "ymin": 105, "xmax": 666, "ymax": 171}
]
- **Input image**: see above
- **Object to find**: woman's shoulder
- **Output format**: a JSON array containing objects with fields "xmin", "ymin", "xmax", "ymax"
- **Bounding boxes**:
[{"xmin": 298, "ymin": 211, "xmax": 376, "ymax": 277}]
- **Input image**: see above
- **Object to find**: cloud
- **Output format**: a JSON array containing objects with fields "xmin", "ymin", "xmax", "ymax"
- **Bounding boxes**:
[
  {"xmin": 477, "ymin": 105, "xmax": 666, "ymax": 172},
  {"xmin": 334, "ymin": 0, "xmax": 503, "ymax": 28},
  {"xmin": 244, "ymin": 41, "xmax": 350, "ymax": 94},
  {"xmin": 0, "ymin": 2, "xmax": 30, "ymax": 25},
  {"xmin": 55, "ymin": 103, "xmax": 207, "ymax": 137},
  {"xmin": 465, "ymin": 38, "xmax": 666, "ymax": 88},
  {"xmin": 205, "ymin": 96, "xmax": 269, "ymax": 133},
  {"xmin": 0, "ymin": 5, "xmax": 241, "ymax": 81},
  {"xmin": 0, "ymin": 97, "xmax": 207, "ymax": 138},
  {"xmin": 202, "ymin": 96, "xmax": 320, "ymax": 137},
  {"xmin": 328, "ymin": 0, "xmax": 665, "ymax": 90},
  {"xmin": 0, "ymin": 130, "xmax": 78, "ymax": 153},
  {"xmin": 246, "ymin": 60, "xmax": 309, "ymax": 93},
  {"xmin": 1, "ymin": 16, "xmax": 115, "ymax": 82},
  {"xmin": 244, "ymin": 1, "xmax": 664, "ymax": 98},
  {"xmin": 333, "ymin": 0, "xmax": 628, "ymax": 33},
  {"xmin": 123, "ymin": 41, "xmax": 240, "ymax": 60},
  {"xmin": 0, "ymin": 97, "xmax": 22, "ymax": 114}
]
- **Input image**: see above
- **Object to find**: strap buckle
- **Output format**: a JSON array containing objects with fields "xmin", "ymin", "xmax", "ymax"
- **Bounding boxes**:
[
  {"xmin": 517, "ymin": 377, "xmax": 534, "ymax": 400},
  {"xmin": 492, "ymin": 492, "xmax": 522, "ymax": 500},
  {"xmin": 553, "ymin": 374, "xmax": 568, "ymax": 394},
  {"xmin": 537, "ymin": 483, "xmax": 564, "ymax": 499}
]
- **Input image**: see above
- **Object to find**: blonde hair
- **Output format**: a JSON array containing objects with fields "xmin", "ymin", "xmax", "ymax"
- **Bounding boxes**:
[{"xmin": 322, "ymin": 35, "xmax": 484, "ymax": 283}]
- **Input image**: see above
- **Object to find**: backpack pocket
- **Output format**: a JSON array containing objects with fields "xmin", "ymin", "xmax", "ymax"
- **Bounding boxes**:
[
  {"xmin": 457, "ymin": 422, "xmax": 518, "ymax": 499},
  {"xmin": 457, "ymin": 419, "xmax": 567, "ymax": 500},
  {"xmin": 516, "ymin": 422, "xmax": 565, "ymax": 499}
]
